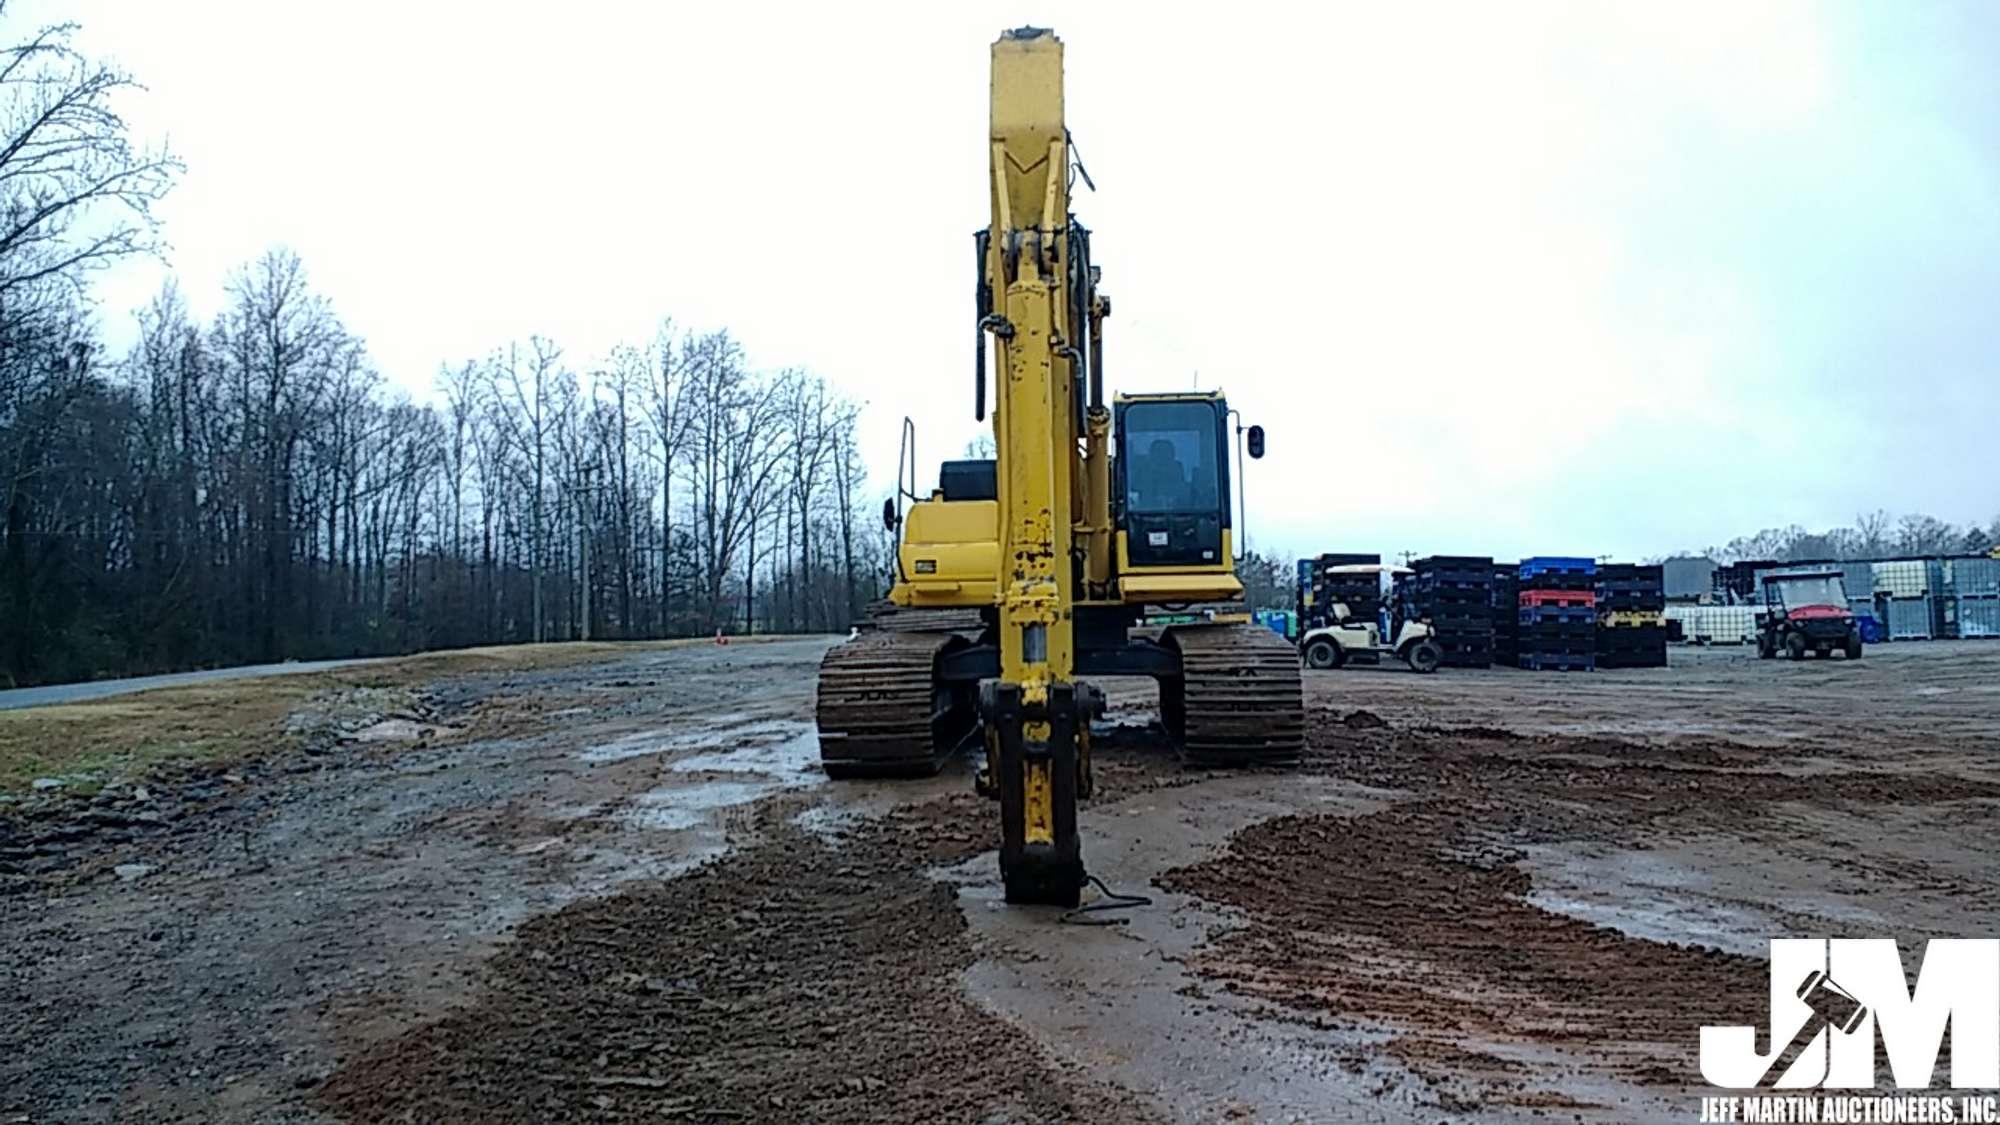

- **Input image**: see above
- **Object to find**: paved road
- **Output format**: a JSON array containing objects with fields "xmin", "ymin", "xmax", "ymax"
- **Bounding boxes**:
[{"xmin": 0, "ymin": 658, "xmax": 387, "ymax": 712}]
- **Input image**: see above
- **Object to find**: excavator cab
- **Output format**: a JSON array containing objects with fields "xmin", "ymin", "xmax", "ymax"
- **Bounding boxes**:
[
  {"xmin": 1115, "ymin": 394, "xmax": 1229, "ymax": 569},
  {"xmin": 1110, "ymin": 392, "xmax": 1251, "ymax": 606}
]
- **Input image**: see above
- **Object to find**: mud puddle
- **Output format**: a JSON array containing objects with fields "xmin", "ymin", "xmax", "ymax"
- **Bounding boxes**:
[
  {"xmin": 589, "ymin": 717, "xmax": 826, "ymax": 845},
  {"xmin": 582, "ymin": 717, "xmax": 815, "ymax": 765},
  {"xmin": 948, "ymin": 773, "xmax": 1422, "ymax": 1123}
]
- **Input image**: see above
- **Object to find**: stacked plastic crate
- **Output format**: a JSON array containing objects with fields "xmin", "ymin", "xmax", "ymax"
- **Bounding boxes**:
[
  {"xmin": 1713, "ymin": 560, "xmax": 1778, "ymax": 604},
  {"xmin": 1595, "ymin": 563, "xmax": 1666, "ymax": 669},
  {"xmin": 1950, "ymin": 557, "xmax": 2000, "ymax": 638},
  {"xmin": 1309, "ymin": 553, "xmax": 1383, "ymax": 632},
  {"xmin": 1517, "ymin": 557, "xmax": 1596, "ymax": 671},
  {"xmin": 1874, "ymin": 560, "xmax": 1934, "ymax": 640},
  {"xmin": 1298, "ymin": 553, "xmax": 1377, "ymax": 630},
  {"xmin": 1409, "ymin": 556, "xmax": 1494, "ymax": 668},
  {"xmin": 1490, "ymin": 563, "xmax": 1520, "ymax": 667}
]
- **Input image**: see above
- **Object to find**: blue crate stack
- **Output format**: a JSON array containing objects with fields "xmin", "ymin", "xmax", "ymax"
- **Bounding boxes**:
[{"xmin": 1516, "ymin": 557, "xmax": 1597, "ymax": 671}]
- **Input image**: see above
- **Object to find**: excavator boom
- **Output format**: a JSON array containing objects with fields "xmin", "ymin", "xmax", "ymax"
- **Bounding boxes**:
[{"xmin": 983, "ymin": 26, "xmax": 1088, "ymax": 905}]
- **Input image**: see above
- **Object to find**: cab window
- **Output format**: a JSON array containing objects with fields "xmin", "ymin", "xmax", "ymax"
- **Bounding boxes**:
[{"xmin": 1123, "ymin": 402, "xmax": 1221, "ymax": 516}]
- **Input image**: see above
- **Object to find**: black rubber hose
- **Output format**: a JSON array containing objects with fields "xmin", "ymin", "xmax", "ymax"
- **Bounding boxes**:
[{"xmin": 1059, "ymin": 875, "xmax": 1152, "ymax": 926}]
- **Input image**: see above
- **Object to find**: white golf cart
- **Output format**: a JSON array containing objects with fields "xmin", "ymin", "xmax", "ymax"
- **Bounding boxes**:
[{"xmin": 1298, "ymin": 564, "xmax": 1444, "ymax": 673}]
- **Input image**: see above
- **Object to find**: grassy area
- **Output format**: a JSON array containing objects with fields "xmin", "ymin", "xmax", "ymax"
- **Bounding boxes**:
[{"xmin": 0, "ymin": 637, "xmax": 793, "ymax": 796}]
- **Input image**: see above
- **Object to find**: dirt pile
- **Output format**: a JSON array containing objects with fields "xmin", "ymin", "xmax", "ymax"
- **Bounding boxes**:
[
  {"xmin": 1304, "ymin": 722, "xmax": 2000, "ymax": 848},
  {"xmin": 320, "ymin": 794, "xmax": 1158, "ymax": 1125},
  {"xmin": 1159, "ymin": 806, "xmax": 1763, "ymax": 1106},
  {"xmin": 1157, "ymin": 722, "xmax": 2000, "ymax": 1111}
]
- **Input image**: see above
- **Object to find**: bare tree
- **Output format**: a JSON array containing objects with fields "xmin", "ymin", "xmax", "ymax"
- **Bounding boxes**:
[
  {"xmin": 1895, "ymin": 512, "xmax": 1957, "ymax": 558},
  {"xmin": 487, "ymin": 337, "xmax": 569, "ymax": 642},
  {"xmin": 1236, "ymin": 551, "xmax": 1290, "ymax": 611},
  {"xmin": 437, "ymin": 362, "xmax": 479, "ymax": 563},
  {"xmin": 593, "ymin": 358, "xmax": 638, "ymax": 636},
  {"xmin": 0, "ymin": 12, "xmax": 178, "ymax": 311},
  {"xmin": 0, "ymin": 12, "xmax": 177, "ymax": 684},
  {"xmin": 1855, "ymin": 509, "xmax": 1892, "ymax": 557},
  {"xmin": 640, "ymin": 322, "xmax": 698, "ymax": 632},
  {"xmin": 216, "ymin": 248, "xmax": 345, "ymax": 659},
  {"xmin": 686, "ymin": 342, "xmax": 792, "ymax": 630},
  {"xmin": 829, "ymin": 412, "xmax": 865, "ymax": 626},
  {"xmin": 779, "ymin": 373, "xmax": 839, "ymax": 631}
]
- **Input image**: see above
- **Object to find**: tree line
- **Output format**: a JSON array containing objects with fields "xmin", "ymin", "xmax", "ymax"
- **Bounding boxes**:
[
  {"xmin": 0, "ymin": 15, "xmax": 887, "ymax": 687},
  {"xmin": 1682, "ymin": 510, "xmax": 2000, "ymax": 567},
  {"xmin": 5, "ymin": 249, "xmax": 891, "ymax": 687}
]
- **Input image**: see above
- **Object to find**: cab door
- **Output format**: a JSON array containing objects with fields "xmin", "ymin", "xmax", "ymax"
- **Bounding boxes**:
[{"xmin": 1116, "ymin": 399, "xmax": 1229, "ymax": 568}]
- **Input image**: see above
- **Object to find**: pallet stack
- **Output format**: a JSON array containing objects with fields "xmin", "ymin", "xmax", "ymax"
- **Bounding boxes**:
[
  {"xmin": 1517, "ymin": 557, "xmax": 1596, "ymax": 671},
  {"xmin": 1409, "ymin": 556, "xmax": 1493, "ymax": 668},
  {"xmin": 1595, "ymin": 563, "xmax": 1667, "ymax": 669},
  {"xmin": 1490, "ymin": 563, "xmax": 1520, "ymax": 667},
  {"xmin": 1299, "ymin": 552, "xmax": 1382, "ymax": 631},
  {"xmin": 1713, "ymin": 559, "xmax": 1779, "ymax": 605}
]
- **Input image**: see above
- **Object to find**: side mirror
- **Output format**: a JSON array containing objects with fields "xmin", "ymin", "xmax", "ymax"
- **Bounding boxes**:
[
  {"xmin": 881, "ymin": 498, "xmax": 900, "ymax": 532},
  {"xmin": 1246, "ymin": 424, "xmax": 1265, "ymax": 459}
]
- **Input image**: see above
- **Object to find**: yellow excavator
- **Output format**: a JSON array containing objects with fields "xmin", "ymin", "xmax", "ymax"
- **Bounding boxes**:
[{"xmin": 816, "ymin": 27, "xmax": 1303, "ymax": 906}]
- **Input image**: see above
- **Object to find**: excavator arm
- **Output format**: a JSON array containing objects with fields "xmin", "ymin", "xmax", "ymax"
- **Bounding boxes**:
[{"xmin": 981, "ymin": 26, "xmax": 1091, "ymax": 905}]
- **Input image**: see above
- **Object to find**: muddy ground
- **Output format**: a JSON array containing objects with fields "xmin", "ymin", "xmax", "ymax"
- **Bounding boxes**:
[{"xmin": 3, "ymin": 638, "xmax": 1997, "ymax": 1123}]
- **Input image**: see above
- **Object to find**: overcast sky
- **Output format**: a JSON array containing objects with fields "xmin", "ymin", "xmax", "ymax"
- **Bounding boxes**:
[{"xmin": 39, "ymin": 1, "xmax": 2000, "ymax": 563}]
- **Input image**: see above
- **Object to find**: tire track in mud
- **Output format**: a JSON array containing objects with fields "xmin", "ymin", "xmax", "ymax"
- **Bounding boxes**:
[
  {"xmin": 319, "ymin": 793, "xmax": 1161, "ymax": 1125},
  {"xmin": 1156, "ymin": 717, "xmax": 2000, "ymax": 1113}
]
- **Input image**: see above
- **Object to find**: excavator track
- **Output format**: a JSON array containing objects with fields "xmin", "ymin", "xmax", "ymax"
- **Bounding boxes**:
[
  {"xmin": 1163, "ymin": 622, "xmax": 1305, "ymax": 768},
  {"xmin": 816, "ymin": 629, "xmax": 977, "ymax": 779}
]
